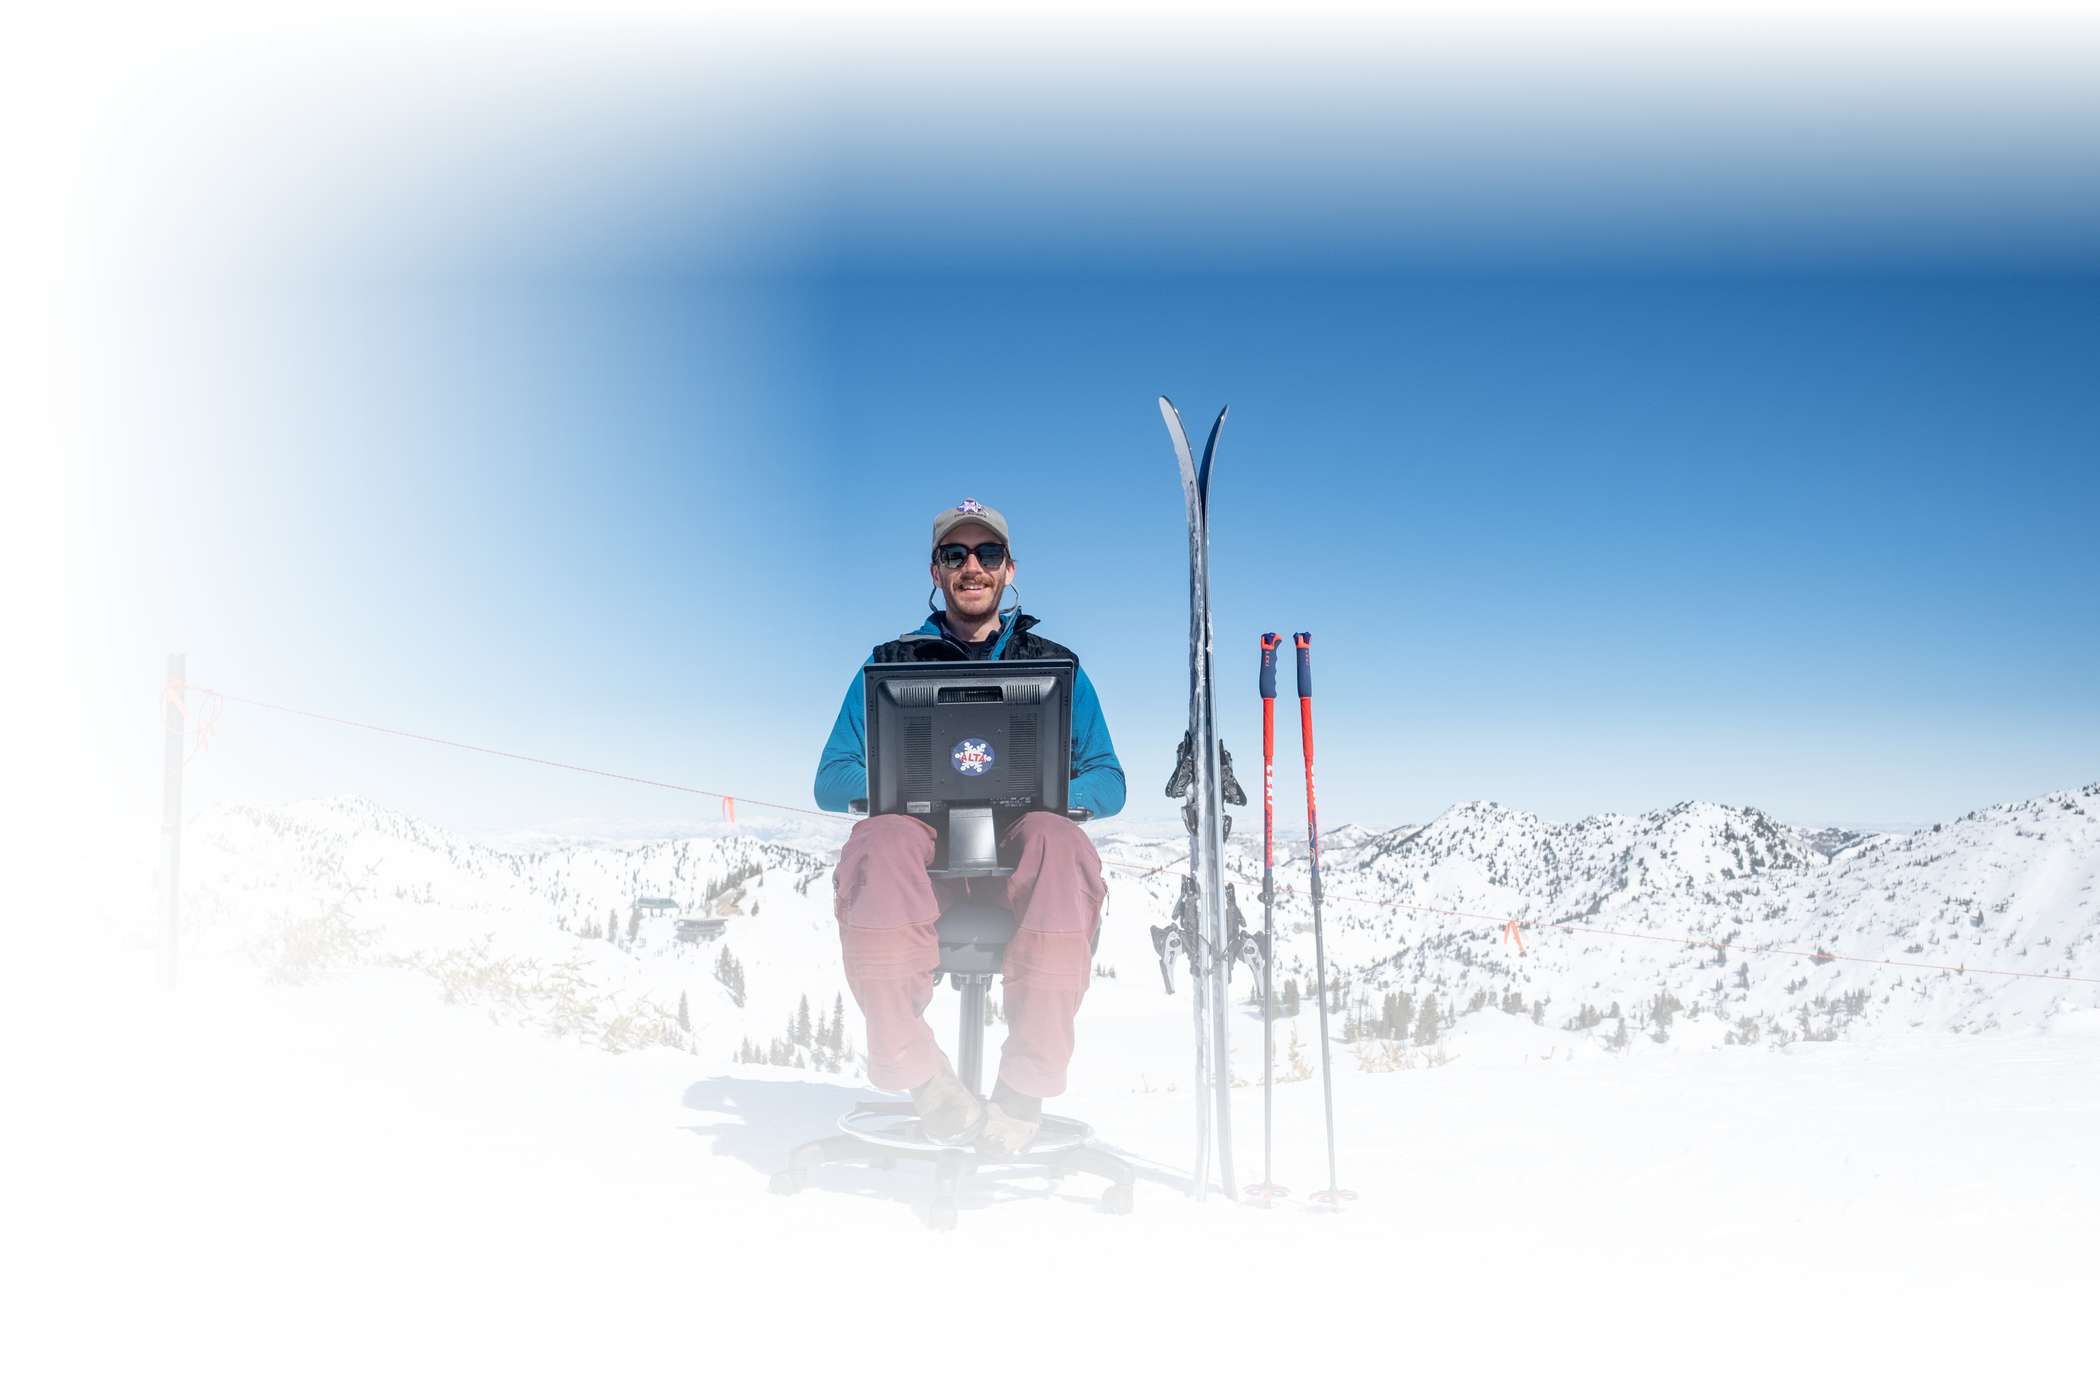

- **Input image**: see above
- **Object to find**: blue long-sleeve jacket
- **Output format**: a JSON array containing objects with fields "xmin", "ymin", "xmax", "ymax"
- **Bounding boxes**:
[{"xmin": 814, "ymin": 611, "xmax": 1126, "ymax": 820}]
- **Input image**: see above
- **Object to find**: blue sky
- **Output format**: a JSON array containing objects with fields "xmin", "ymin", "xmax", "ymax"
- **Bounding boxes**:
[{"xmin": 59, "ymin": 27, "xmax": 2100, "ymax": 835}]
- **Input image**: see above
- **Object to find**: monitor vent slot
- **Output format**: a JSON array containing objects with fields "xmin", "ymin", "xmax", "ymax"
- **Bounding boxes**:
[
  {"xmin": 1008, "ymin": 712, "xmax": 1038, "ymax": 791},
  {"xmin": 905, "ymin": 716, "xmax": 933, "ymax": 785}
]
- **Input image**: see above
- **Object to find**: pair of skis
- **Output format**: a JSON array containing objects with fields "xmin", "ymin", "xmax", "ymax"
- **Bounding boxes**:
[
  {"xmin": 1156, "ymin": 398, "xmax": 1243, "ymax": 1203},
  {"xmin": 1156, "ymin": 398, "xmax": 1348, "ymax": 1208}
]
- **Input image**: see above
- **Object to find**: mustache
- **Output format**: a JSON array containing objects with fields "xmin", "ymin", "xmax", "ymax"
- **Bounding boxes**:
[{"xmin": 949, "ymin": 574, "xmax": 1000, "ymax": 595}]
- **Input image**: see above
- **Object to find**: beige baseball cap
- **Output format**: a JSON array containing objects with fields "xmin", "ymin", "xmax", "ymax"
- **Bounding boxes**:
[{"xmin": 930, "ymin": 497, "xmax": 1012, "ymax": 554}]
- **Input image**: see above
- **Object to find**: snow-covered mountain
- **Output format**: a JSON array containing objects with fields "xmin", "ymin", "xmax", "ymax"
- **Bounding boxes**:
[
  {"xmin": 1267, "ymin": 784, "xmax": 2098, "ymax": 1045},
  {"xmin": 180, "ymin": 782, "xmax": 2099, "ymax": 1069}
]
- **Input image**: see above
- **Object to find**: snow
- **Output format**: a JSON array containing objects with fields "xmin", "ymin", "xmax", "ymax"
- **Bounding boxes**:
[
  {"xmin": 21, "ymin": 946, "xmax": 2096, "ymax": 1396},
  {"xmin": 18, "ymin": 784, "xmax": 2098, "ymax": 1394}
]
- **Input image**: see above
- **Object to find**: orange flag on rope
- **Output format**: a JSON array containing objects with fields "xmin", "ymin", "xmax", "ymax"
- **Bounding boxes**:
[
  {"xmin": 162, "ymin": 681, "xmax": 221, "ymax": 766},
  {"xmin": 722, "ymin": 796, "xmax": 736, "ymax": 824},
  {"xmin": 1503, "ymin": 919, "xmax": 1526, "ymax": 955}
]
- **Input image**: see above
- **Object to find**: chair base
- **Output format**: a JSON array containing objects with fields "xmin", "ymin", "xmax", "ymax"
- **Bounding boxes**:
[
  {"xmin": 777, "ymin": 894, "xmax": 1128, "ymax": 1228},
  {"xmin": 771, "ymin": 1101, "xmax": 1137, "ymax": 1229}
]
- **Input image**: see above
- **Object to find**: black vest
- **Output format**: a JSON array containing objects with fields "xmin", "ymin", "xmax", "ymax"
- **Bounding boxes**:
[{"xmin": 870, "ymin": 613, "xmax": 1080, "ymax": 668}]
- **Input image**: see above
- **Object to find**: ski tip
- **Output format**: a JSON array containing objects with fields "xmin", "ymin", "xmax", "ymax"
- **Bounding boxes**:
[
  {"xmin": 1198, "ymin": 405, "xmax": 1228, "ymax": 482},
  {"xmin": 1158, "ymin": 394, "xmax": 1177, "ymax": 416}
]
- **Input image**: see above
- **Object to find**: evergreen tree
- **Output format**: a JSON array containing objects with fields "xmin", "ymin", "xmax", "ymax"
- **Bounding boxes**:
[
  {"xmin": 606, "ymin": 908, "xmax": 619, "ymax": 943},
  {"xmin": 830, "ymin": 993, "xmax": 847, "ymax": 1054},
  {"xmin": 1652, "ymin": 989, "xmax": 1682, "ymax": 1032},
  {"xmin": 711, "ymin": 947, "xmax": 748, "ymax": 1007},
  {"xmin": 677, "ymin": 990, "xmax": 691, "ymax": 1033},
  {"xmin": 810, "ymin": 1004, "xmax": 834, "ymax": 1071},
  {"xmin": 794, "ymin": 994, "xmax": 813, "ymax": 1047},
  {"xmin": 1283, "ymin": 979, "xmax": 1301, "ymax": 1018},
  {"xmin": 1413, "ymin": 993, "xmax": 1442, "ymax": 1046}
]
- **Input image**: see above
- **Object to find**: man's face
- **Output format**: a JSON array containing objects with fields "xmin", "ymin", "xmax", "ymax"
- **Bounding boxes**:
[{"xmin": 930, "ymin": 522, "xmax": 1016, "ymax": 625}]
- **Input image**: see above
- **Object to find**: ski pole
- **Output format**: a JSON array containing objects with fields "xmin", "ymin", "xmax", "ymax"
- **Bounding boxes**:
[
  {"xmin": 1296, "ymin": 632, "xmax": 1351, "ymax": 1207},
  {"xmin": 1244, "ymin": 633, "xmax": 1288, "ymax": 1202}
]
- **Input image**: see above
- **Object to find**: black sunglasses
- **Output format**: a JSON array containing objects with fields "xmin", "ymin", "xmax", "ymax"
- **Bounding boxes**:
[{"xmin": 933, "ymin": 541, "xmax": 1009, "ymax": 571}]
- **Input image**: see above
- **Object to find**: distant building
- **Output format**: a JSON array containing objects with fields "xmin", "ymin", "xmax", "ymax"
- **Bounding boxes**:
[
  {"xmin": 675, "ymin": 918, "xmax": 728, "ymax": 944},
  {"xmin": 634, "ymin": 897, "xmax": 680, "ymax": 917}
]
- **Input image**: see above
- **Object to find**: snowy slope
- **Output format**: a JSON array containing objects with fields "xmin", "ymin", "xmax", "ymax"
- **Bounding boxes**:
[
  {"xmin": 169, "ymin": 782, "xmax": 2100, "ymax": 1103},
  {"xmin": 24, "ymin": 932, "xmax": 2100, "ymax": 1398},
  {"xmin": 25, "ymin": 782, "xmax": 2096, "ymax": 1395}
]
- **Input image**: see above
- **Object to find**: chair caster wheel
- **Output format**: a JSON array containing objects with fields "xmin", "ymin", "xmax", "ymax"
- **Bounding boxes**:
[
  {"xmin": 1101, "ymin": 1182, "xmax": 1135, "ymax": 1215},
  {"xmin": 769, "ymin": 1171, "xmax": 803, "ymax": 1196}
]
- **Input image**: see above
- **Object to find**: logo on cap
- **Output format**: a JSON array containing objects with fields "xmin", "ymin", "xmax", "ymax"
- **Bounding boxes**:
[
  {"xmin": 951, "ymin": 738, "xmax": 995, "ymax": 776},
  {"xmin": 954, "ymin": 498, "xmax": 986, "ymax": 515}
]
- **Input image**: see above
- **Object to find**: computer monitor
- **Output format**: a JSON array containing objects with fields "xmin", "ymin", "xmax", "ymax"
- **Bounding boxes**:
[{"xmin": 863, "ymin": 659, "xmax": 1076, "ymax": 877}]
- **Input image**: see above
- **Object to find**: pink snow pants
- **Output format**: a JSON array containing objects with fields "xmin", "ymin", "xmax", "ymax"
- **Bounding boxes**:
[{"xmin": 834, "ymin": 812, "xmax": 1106, "ymax": 1098}]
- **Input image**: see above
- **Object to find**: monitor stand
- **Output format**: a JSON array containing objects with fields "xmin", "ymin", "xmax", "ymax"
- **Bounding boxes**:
[{"xmin": 934, "ymin": 805, "xmax": 1011, "ymax": 879}]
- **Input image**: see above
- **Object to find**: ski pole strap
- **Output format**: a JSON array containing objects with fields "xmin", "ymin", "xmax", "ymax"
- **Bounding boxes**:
[
  {"xmin": 1294, "ymin": 632, "xmax": 1312, "ymax": 697},
  {"xmin": 1259, "ymin": 633, "xmax": 1280, "ymax": 698}
]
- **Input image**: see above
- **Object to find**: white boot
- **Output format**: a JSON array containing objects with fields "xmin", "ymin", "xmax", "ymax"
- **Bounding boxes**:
[{"xmin": 909, "ymin": 1058, "xmax": 986, "ymax": 1146}]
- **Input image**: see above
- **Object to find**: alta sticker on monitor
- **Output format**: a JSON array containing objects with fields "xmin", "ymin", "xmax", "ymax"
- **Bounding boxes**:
[{"xmin": 951, "ymin": 738, "xmax": 995, "ymax": 776}]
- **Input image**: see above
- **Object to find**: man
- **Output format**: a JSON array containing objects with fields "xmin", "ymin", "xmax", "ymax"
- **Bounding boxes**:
[{"xmin": 814, "ymin": 498, "xmax": 1125, "ymax": 1154}]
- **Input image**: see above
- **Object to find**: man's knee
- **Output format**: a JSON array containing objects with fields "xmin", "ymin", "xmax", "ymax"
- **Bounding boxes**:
[
  {"xmin": 1005, "ymin": 811, "xmax": 1101, "ymax": 870},
  {"xmin": 843, "ymin": 813, "xmax": 937, "ymax": 863},
  {"xmin": 835, "ymin": 814, "xmax": 938, "ymax": 929}
]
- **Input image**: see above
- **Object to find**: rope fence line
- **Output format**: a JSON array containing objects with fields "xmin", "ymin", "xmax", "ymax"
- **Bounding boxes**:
[
  {"xmin": 186, "ymin": 686, "xmax": 856, "ymax": 827},
  {"xmin": 174, "ymin": 681, "xmax": 2098, "ymax": 989}
]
